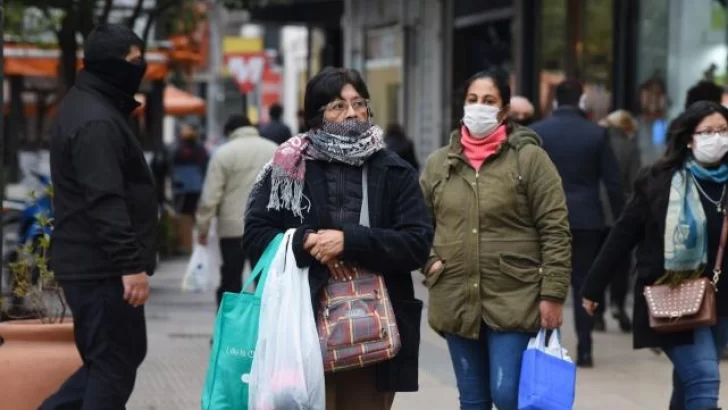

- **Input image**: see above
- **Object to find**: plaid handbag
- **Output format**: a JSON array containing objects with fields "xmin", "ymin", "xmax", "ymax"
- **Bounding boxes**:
[{"xmin": 316, "ymin": 166, "xmax": 401, "ymax": 373}]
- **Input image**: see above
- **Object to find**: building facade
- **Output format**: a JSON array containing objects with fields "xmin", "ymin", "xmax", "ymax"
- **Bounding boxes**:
[{"xmin": 343, "ymin": 0, "xmax": 453, "ymax": 164}]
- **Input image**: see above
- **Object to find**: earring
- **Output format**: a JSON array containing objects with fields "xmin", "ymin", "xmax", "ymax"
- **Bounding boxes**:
[{"xmin": 687, "ymin": 143, "xmax": 692, "ymax": 149}]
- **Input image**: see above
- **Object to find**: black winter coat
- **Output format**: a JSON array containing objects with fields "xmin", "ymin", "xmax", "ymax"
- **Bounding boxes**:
[
  {"xmin": 582, "ymin": 166, "xmax": 728, "ymax": 349},
  {"xmin": 243, "ymin": 149, "xmax": 434, "ymax": 392},
  {"xmin": 50, "ymin": 71, "xmax": 158, "ymax": 280}
]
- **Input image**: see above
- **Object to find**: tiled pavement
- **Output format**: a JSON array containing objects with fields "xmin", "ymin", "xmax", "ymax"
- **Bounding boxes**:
[{"xmin": 128, "ymin": 258, "xmax": 728, "ymax": 410}]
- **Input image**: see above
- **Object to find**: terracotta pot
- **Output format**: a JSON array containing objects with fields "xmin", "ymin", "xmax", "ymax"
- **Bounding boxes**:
[{"xmin": 0, "ymin": 320, "xmax": 81, "ymax": 410}]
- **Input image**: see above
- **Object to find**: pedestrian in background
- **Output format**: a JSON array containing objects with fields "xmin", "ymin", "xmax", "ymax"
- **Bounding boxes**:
[
  {"xmin": 420, "ymin": 68, "xmax": 571, "ymax": 410},
  {"xmin": 593, "ymin": 109, "xmax": 642, "ymax": 333},
  {"xmin": 259, "ymin": 103, "xmax": 293, "ymax": 145},
  {"xmin": 171, "ymin": 122, "xmax": 209, "ymax": 255},
  {"xmin": 384, "ymin": 123, "xmax": 419, "ymax": 170},
  {"xmin": 243, "ymin": 67, "xmax": 432, "ymax": 410},
  {"xmin": 44, "ymin": 23, "xmax": 157, "ymax": 409},
  {"xmin": 583, "ymin": 101, "xmax": 728, "ymax": 410},
  {"xmin": 531, "ymin": 78, "xmax": 625, "ymax": 368},
  {"xmin": 196, "ymin": 115, "xmax": 277, "ymax": 308},
  {"xmin": 509, "ymin": 95, "xmax": 535, "ymax": 126}
]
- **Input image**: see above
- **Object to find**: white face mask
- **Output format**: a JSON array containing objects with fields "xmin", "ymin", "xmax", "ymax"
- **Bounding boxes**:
[
  {"xmin": 463, "ymin": 104, "xmax": 501, "ymax": 138},
  {"xmin": 692, "ymin": 133, "xmax": 728, "ymax": 164}
]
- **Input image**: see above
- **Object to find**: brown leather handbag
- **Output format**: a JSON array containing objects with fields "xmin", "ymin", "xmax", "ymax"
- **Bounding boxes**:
[
  {"xmin": 644, "ymin": 212, "xmax": 728, "ymax": 333},
  {"xmin": 317, "ymin": 166, "xmax": 401, "ymax": 373}
]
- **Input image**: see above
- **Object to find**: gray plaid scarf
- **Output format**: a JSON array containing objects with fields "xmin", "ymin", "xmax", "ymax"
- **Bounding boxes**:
[{"xmin": 253, "ymin": 120, "xmax": 384, "ymax": 218}]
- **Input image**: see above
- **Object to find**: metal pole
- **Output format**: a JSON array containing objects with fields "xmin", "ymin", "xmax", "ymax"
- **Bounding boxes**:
[
  {"xmin": 206, "ymin": 0, "xmax": 223, "ymax": 144},
  {"xmin": 306, "ymin": 23, "xmax": 313, "ymax": 80},
  {"xmin": 0, "ymin": 0, "xmax": 6, "ymax": 307}
]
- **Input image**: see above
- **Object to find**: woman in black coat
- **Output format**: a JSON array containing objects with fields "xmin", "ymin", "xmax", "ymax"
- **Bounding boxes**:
[
  {"xmin": 582, "ymin": 101, "xmax": 728, "ymax": 410},
  {"xmin": 243, "ymin": 67, "xmax": 433, "ymax": 410}
]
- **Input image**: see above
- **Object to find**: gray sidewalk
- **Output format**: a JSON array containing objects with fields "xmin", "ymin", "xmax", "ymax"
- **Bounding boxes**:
[{"xmin": 128, "ymin": 259, "xmax": 728, "ymax": 410}]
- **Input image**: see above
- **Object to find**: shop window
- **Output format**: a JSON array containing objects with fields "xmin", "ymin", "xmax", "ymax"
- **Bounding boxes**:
[{"xmin": 364, "ymin": 26, "xmax": 403, "ymax": 127}]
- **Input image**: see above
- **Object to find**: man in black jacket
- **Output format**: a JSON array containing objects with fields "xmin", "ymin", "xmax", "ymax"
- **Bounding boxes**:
[
  {"xmin": 41, "ymin": 24, "xmax": 158, "ymax": 409},
  {"xmin": 259, "ymin": 103, "xmax": 293, "ymax": 145},
  {"xmin": 531, "ymin": 79, "xmax": 625, "ymax": 368}
]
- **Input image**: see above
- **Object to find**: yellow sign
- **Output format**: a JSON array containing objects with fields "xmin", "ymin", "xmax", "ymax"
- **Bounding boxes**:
[
  {"xmin": 222, "ymin": 37, "xmax": 263, "ymax": 54},
  {"xmin": 222, "ymin": 37, "xmax": 263, "ymax": 77}
]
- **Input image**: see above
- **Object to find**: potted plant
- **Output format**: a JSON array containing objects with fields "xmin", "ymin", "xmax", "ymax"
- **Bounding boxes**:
[{"xmin": 0, "ymin": 185, "xmax": 82, "ymax": 410}]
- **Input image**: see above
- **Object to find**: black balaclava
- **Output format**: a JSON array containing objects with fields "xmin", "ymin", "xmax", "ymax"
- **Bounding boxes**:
[{"xmin": 83, "ymin": 24, "xmax": 148, "ymax": 97}]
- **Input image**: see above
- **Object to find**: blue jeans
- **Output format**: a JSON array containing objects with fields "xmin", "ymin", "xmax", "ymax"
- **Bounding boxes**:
[
  {"xmin": 445, "ymin": 324, "xmax": 533, "ymax": 410},
  {"xmin": 664, "ymin": 319, "xmax": 728, "ymax": 410}
]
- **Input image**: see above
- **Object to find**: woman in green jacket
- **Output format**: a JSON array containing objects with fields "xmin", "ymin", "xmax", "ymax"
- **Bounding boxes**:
[{"xmin": 420, "ymin": 69, "xmax": 572, "ymax": 410}]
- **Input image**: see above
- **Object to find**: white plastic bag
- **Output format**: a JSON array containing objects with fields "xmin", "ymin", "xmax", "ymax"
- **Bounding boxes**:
[
  {"xmin": 205, "ymin": 219, "xmax": 222, "ymax": 272},
  {"xmin": 526, "ymin": 329, "xmax": 573, "ymax": 363},
  {"xmin": 181, "ymin": 244, "xmax": 210, "ymax": 293},
  {"xmin": 248, "ymin": 229, "xmax": 325, "ymax": 410}
]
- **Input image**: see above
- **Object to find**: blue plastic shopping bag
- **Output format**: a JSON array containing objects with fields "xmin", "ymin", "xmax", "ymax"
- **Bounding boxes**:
[
  {"xmin": 518, "ymin": 329, "xmax": 576, "ymax": 410},
  {"xmin": 201, "ymin": 233, "xmax": 283, "ymax": 410}
]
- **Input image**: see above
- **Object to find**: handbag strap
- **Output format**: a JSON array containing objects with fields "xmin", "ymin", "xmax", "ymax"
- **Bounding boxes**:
[
  {"xmin": 713, "ymin": 211, "xmax": 728, "ymax": 287},
  {"xmin": 359, "ymin": 165, "xmax": 370, "ymax": 228}
]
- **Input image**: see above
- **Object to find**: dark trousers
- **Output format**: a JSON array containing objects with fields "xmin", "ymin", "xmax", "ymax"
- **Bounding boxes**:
[
  {"xmin": 39, "ymin": 278, "xmax": 147, "ymax": 410},
  {"xmin": 216, "ymin": 237, "xmax": 247, "ymax": 307},
  {"xmin": 595, "ymin": 228, "xmax": 632, "ymax": 314},
  {"xmin": 571, "ymin": 229, "xmax": 603, "ymax": 358}
]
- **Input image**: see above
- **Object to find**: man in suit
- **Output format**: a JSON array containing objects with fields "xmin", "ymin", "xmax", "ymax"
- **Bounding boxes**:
[{"xmin": 530, "ymin": 79, "xmax": 625, "ymax": 368}]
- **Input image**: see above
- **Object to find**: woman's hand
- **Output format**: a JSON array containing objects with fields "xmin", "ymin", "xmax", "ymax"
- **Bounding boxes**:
[
  {"xmin": 428, "ymin": 260, "xmax": 444, "ymax": 274},
  {"xmin": 539, "ymin": 300, "xmax": 564, "ymax": 329},
  {"xmin": 309, "ymin": 229, "xmax": 344, "ymax": 264},
  {"xmin": 582, "ymin": 298, "xmax": 599, "ymax": 316},
  {"xmin": 327, "ymin": 261, "xmax": 357, "ymax": 281}
]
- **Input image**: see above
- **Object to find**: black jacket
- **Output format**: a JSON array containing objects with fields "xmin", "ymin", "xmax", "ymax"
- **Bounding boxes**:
[
  {"xmin": 384, "ymin": 136, "xmax": 419, "ymax": 171},
  {"xmin": 243, "ymin": 149, "xmax": 433, "ymax": 392},
  {"xmin": 582, "ymin": 166, "xmax": 728, "ymax": 349},
  {"xmin": 259, "ymin": 119, "xmax": 292, "ymax": 145},
  {"xmin": 50, "ymin": 71, "xmax": 158, "ymax": 280},
  {"xmin": 531, "ymin": 107, "xmax": 625, "ymax": 230},
  {"xmin": 324, "ymin": 162, "xmax": 363, "ymax": 226}
]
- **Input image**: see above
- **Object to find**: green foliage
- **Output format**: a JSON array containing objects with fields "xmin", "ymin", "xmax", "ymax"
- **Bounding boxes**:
[{"xmin": 6, "ymin": 185, "xmax": 67, "ymax": 324}]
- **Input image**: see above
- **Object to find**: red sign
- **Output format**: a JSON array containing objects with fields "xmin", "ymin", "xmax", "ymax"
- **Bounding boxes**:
[{"xmin": 224, "ymin": 53, "xmax": 266, "ymax": 93}]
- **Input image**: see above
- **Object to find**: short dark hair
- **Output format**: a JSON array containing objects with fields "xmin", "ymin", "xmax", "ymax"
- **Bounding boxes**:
[
  {"xmin": 269, "ymin": 103, "xmax": 283, "ymax": 120},
  {"xmin": 555, "ymin": 79, "xmax": 584, "ymax": 107},
  {"xmin": 223, "ymin": 114, "xmax": 251, "ymax": 136},
  {"xmin": 303, "ymin": 67, "xmax": 371, "ymax": 129},
  {"xmin": 685, "ymin": 81, "xmax": 723, "ymax": 109},
  {"xmin": 84, "ymin": 23, "xmax": 144, "ymax": 61}
]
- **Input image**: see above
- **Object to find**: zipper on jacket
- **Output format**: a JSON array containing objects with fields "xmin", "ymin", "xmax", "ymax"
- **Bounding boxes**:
[{"xmin": 338, "ymin": 166, "xmax": 345, "ymax": 224}]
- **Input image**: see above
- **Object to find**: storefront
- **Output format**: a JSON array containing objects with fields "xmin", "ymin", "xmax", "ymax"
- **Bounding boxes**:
[{"xmin": 635, "ymin": 0, "xmax": 727, "ymax": 163}]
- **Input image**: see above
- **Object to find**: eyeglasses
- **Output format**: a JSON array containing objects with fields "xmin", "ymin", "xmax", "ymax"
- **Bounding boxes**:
[
  {"xmin": 694, "ymin": 128, "xmax": 728, "ymax": 137},
  {"xmin": 321, "ymin": 99, "xmax": 370, "ymax": 116}
]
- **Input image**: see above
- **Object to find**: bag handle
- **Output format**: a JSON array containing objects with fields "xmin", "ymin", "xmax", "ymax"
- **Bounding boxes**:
[
  {"xmin": 242, "ymin": 233, "xmax": 284, "ymax": 296},
  {"xmin": 535, "ymin": 328, "xmax": 565, "ymax": 360},
  {"xmin": 713, "ymin": 211, "xmax": 728, "ymax": 288},
  {"xmin": 359, "ymin": 165, "xmax": 370, "ymax": 228}
]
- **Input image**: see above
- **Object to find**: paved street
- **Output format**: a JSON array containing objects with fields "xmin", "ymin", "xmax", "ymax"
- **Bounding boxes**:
[{"xmin": 129, "ymin": 258, "xmax": 728, "ymax": 410}]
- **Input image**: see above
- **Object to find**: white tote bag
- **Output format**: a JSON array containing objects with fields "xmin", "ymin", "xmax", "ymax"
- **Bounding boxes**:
[{"xmin": 248, "ymin": 229, "xmax": 325, "ymax": 410}]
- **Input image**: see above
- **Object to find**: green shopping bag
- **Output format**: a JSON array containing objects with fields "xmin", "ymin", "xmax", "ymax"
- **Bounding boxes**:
[{"xmin": 201, "ymin": 233, "xmax": 283, "ymax": 410}]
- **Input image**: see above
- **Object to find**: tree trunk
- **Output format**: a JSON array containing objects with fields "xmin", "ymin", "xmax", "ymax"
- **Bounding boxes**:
[{"xmin": 57, "ymin": 12, "xmax": 78, "ymax": 96}]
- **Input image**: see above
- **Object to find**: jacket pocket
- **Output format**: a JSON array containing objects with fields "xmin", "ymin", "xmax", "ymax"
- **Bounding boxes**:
[
  {"xmin": 499, "ymin": 253, "xmax": 542, "ymax": 284},
  {"xmin": 423, "ymin": 262, "xmax": 446, "ymax": 289},
  {"xmin": 482, "ymin": 253, "xmax": 542, "ymax": 330},
  {"xmin": 426, "ymin": 242, "xmax": 462, "ymax": 288}
]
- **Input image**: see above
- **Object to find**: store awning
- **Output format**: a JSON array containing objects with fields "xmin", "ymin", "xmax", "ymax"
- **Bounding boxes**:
[
  {"xmin": 134, "ymin": 85, "xmax": 206, "ymax": 116},
  {"xmin": 5, "ymin": 85, "xmax": 205, "ymax": 117},
  {"xmin": 3, "ymin": 46, "xmax": 169, "ymax": 80}
]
